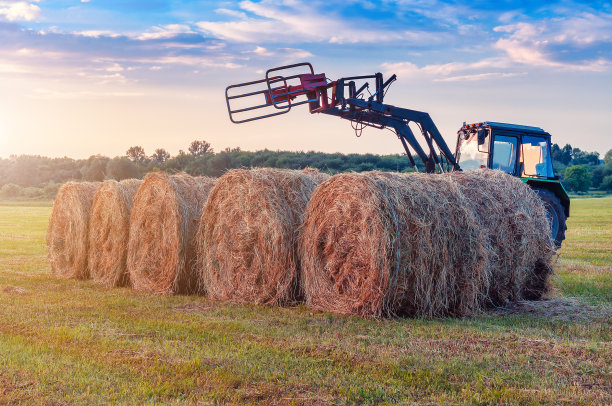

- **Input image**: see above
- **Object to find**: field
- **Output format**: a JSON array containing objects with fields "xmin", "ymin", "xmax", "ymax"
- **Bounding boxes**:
[{"xmin": 0, "ymin": 198, "xmax": 610, "ymax": 405}]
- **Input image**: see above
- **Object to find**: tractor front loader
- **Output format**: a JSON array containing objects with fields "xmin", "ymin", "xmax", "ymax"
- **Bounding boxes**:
[{"xmin": 225, "ymin": 62, "xmax": 569, "ymax": 246}]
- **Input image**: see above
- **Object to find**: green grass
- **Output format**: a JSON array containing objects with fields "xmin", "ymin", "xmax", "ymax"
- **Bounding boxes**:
[
  {"xmin": 555, "ymin": 197, "xmax": 612, "ymax": 305},
  {"xmin": 0, "ymin": 200, "xmax": 610, "ymax": 405}
]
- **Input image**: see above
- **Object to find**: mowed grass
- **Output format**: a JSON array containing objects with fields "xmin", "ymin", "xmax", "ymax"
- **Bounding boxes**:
[{"xmin": 0, "ymin": 199, "xmax": 610, "ymax": 405}]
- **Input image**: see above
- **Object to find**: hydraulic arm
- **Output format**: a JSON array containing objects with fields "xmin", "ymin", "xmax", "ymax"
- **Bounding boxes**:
[{"xmin": 225, "ymin": 62, "xmax": 460, "ymax": 173}]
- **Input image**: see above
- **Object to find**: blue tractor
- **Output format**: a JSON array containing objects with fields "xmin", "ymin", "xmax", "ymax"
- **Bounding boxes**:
[
  {"xmin": 226, "ymin": 63, "xmax": 569, "ymax": 247},
  {"xmin": 455, "ymin": 122, "xmax": 568, "ymax": 247}
]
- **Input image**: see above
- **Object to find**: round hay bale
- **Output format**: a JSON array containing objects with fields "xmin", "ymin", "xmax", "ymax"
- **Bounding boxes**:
[
  {"xmin": 300, "ymin": 171, "xmax": 488, "ymax": 318},
  {"xmin": 127, "ymin": 172, "xmax": 215, "ymax": 294},
  {"xmin": 446, "ymin": 169, "xmax": 555, "ymax": 304},
  {"xmin": 88, "ymin": 179, "xmax": 142, "ymax": 287},
  {"xmin": 198, "ymin": 168, "xmax": 329, "ymax": 305},
  {"xmin": 46, "ymin": 181, "xmax": 100, "ymax": 279}
]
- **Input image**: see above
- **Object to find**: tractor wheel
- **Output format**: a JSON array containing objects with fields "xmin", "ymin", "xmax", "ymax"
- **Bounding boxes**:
[{"xmin": 534, "ymin": 188, "xmax": 567, "ymax": 248}]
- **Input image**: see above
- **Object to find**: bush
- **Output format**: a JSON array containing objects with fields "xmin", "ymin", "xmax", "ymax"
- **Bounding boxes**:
[
  {"xmin": 564, "ymin": 165, "xmax": 592, "ymax": 193},
  {"xmin": 601, "ymin": 175, "xmax": 612, "ymax": 192},
  {"xmin": 23, "ymin": 187, "xmax": 43, "ymax": 199},
  {"xmin": 43, "ymin": 182, "xmax": 61, "ymax": 199},
  {"xmin": 0, "ymin": 183, "xmax": 23, "ymax": 198}
]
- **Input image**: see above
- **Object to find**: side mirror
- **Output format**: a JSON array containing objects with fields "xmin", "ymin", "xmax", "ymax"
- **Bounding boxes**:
[
  {"xmin": 477, "ymin": 128, "xmax": 486, "ymax": 144},
  {"xmin": 477, "ymin": 128, "xmax": 489, "ymax": 152}
]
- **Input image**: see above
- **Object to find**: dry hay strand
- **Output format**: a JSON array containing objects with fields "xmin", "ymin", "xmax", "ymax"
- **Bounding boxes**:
[
  {"xmin": 300, "ymin": 171, "xmax": 489, "ymax": 318},
  {"xmin": 198, "ymin": 168, "xmax": 330, "ymax": 305},
  {"xmin": 446, "ymin": 169, "xmax": 555, "ymax": 304},
  {"xmin": 88, "ymin": 179, "xmax": 142, "ymax": 287},
  {"xmin": 46, "ymin": 181, "xmax": 100, "ymax": 279},
  {"xmin": 301, "ymin": 167, "xmax": 330, "ymax": 183},
  {"xmin": 127, "ymin": 172, "xmax": 215, "ymax": 294}
]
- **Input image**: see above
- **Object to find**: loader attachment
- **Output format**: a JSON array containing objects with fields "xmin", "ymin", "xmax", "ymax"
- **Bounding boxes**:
[
  {"xmin": 225, "ymin": 63, "xmax": 335, "ymax": 123},
  {"xmin": 225, "ymin": 62, "xmax": 460, "ymax": 172}
]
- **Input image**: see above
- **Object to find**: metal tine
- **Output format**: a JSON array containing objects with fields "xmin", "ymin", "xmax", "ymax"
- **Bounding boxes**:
[
  {"xmin": 226, "ymin": 76, "xmax": 285, "ymax": 99},
  {"xmin": 231, "ymin": 102, "xmax": 289, "ymax": 115},
  {"xmin": 227, "ymin": 84, "xmax": 291, "ymax": 101},
  {"xmin": 226, "ymin": 62, "xmax": 315, "ymax": 123},
  {"xmin": 230, "ymin": 110, "xmax": 290, "ymax": 124}
]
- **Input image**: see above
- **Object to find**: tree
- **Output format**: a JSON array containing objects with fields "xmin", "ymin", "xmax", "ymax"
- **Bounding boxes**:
[
  {"xmin": 571, "ymin": 148, "xmax": 599, "ymax": 166},
  {"xmin": 604, "ymin": 149, "xmax": 612, "ymax": 166},
  {"xmin": 564, "ymin": 165, "xmax": 592, "ymax": 193},
  {"xmin": 551, "ymin": 144, "xmax": 573, "ymax": 165},
  {"xmin": 0, "ymin": 183, "xmax": 22, "ymax": 198},
  {"xmin": 106, "ymin": 157, "xmax": 139, "ymax": 180},
  {"xmin": 81, "ymin": 155, "xmax": 109, "ymax": 181},
  {"xmin": 126, "ymin": 146, "xmax": 147, "ymax": 164},
  {"xmin": 591, "ymin": 165, "xmax": 608, "ymax": 189},
  {"xmin": 151, "ymin": 148, "xmax": 170, "ymax": 164},
  {"xmin": 188, "ymin": 140, "xmax": 213, "ymax": 156},
  {"xmin": 601, "ymin": 175, "xmax": 612, "ymax": 192}
]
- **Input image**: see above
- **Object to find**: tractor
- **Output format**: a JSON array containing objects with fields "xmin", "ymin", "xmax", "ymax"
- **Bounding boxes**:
[{"xmin": 225, "ymin": 63, "xmax": 569, "ymax": 247}]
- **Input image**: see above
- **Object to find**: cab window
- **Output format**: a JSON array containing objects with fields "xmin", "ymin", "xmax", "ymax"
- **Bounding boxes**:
[
  {"xmin": 456, "ymin": 130, "xmax": 489, "ymax": 171},
  {"xmin": 521, "ymin": 135, "xmax": 554, "ymax": 177},
  {"xmin": 492, "ymin": 135, "xmax": 518, "ymax": 174}
]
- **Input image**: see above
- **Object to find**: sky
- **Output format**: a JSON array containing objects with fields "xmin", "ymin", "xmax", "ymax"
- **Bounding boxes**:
[{"xmin": 0, "ymin": 0, "xmax": 611, "ymax": 159}]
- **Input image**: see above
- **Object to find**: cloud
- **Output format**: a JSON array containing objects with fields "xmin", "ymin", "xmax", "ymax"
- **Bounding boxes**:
[
  {"xmin": 136, "ymin": 24, "xmax": 195, "ymax": 40},
  {"xmin": 383, "ymin": 10, "xmax": 612, "ymax": 82},
  {"xmin": 196, "ymin": 0, "xmax": 443, "ymax": 44},
  {"xmin": 493, "ymin": 13, "xmax": 612, "ymax": 71},
  {"xmin": 30, "ymin": 88, "xmax": 143, "ymax": 100},
  {"xmin": 72, "ymin": 30, "xmax": 121, "ymax": 38},
  {"xmin": 243, "ymin": 45, "xmax": 312, "ymax": 60},
  {"xmin": 215, "ymin": 8, "xmax": 248, "ymax": 20},
  {"xmin": 0, "ymin": 22, "xmax": 250, "ymax": 92},
  {"xmin": 381, "ymin": 58, "xmax": 514, "ymax": 81},
  {"xmin": 0, "ymin": 1, "xmax": 40, "ymax": 21},
  {"xmin": 105, "ymin": 63, "xmax": 124, "ymax": 72},
  {"xmin": 435, "ymin": 72, "xmax": 526, "ymax": 82}
]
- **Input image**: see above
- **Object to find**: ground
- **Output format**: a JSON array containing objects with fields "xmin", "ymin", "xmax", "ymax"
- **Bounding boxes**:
[{"xmin": 0, "ymin": 198, "xmax": 610, "ymax": 405}]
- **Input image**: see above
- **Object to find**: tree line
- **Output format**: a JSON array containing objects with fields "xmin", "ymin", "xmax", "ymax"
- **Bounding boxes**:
[{"xmin": 1, "ymin": 140, "xmax": 610, "ymax": 199}]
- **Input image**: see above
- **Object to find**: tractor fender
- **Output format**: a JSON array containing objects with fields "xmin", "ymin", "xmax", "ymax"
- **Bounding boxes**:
[{"xmin": 524, "ymin": 179, "xmax": 570, "ymax": 218}]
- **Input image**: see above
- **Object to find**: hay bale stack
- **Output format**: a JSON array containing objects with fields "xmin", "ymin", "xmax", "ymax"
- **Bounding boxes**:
[
  {"xmin": 446, "ymin": 169, "xmax": 555, "ymax": 304},
  {"xmin": 198, "ymin": 168, "xmax": 329, "ymax": 305},
  {"xmin": 47, "ymin": 181, "xmax": 100, "ymax": 279},
  {"xmin": 88, "ymin": 179, "xmax": 142, "ymax": 287},
  {"xmin": 300, "ymin": 171, "xmax": 489, "ymax": 318},
  {"xmin": 127, "ymin": 173, "xmax": 215, "ymax": 294}
]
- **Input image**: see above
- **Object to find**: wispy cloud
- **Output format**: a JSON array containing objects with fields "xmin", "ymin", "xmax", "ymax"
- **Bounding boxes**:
[
  {"xmin": 136, "ymin": 24, "xmax": 195, "ymax": 40},
  {"xmin": 196, "ymin": 0, "xmax": 444, "ymax": 44},
  {"xmin": 30, "ymin": 87, "xmax": 143, "ymax": 100},
  {"xmin": 0, "ymin": 22, "xmax": 244, "ymax": 86},
  {"xmin": 243, "ymin": 45, "xmax": 312, "ymax": 61}
]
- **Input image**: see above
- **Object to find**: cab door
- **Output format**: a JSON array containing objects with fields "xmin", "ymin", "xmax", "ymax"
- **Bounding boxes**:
[{"xmin": 490, "ymin": 132, "xmax": 519, "ymax": 175}]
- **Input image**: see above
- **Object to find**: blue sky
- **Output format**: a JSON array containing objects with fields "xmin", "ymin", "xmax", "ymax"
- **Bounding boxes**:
[{"xmin": 0, "ymin": 0, "xmax": 611, "ymax": 158}]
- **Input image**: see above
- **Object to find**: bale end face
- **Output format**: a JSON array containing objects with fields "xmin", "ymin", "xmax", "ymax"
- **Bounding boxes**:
[
  {"xmin": 88, "ymin": 179, "xmax": 142, "ymax": 287},
  {"xmin": 198, "ymin": 168, "xmax": 329, "ymax": 305},
  {"xmin": 128, "ymin": 172, "xmax": 215, "ymax": 294},
  {"xmin": 47, "ymin": 181, "xmax": 100, "ymax": 279},
  {"xmin": 446, "ymin": 169, "xmax": 556, "ymax": 307}
]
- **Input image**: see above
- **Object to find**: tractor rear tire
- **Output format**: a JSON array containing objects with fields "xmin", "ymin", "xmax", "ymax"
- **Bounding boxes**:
[{"xmin": 534, "ymin": 188, "xmax": 566, "ymax": 248}]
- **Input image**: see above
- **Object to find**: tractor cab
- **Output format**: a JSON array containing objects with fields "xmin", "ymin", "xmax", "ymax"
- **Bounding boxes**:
[
  {"xmin": 455, "ymin": 122, "xmax": 555, "ymax": 178},
  {"xmin": 455, "ymin": 121, "xmax": 570, "ymax": 247}
]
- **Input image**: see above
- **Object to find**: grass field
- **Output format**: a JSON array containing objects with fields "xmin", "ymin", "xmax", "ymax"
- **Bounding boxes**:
[{"xmin": 0, "ymin": 198, "xmax": 610, "ymax": 405}]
